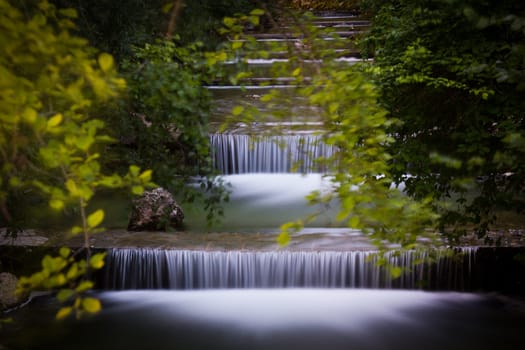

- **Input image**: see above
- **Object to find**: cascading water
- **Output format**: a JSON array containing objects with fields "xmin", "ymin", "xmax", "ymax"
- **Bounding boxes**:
[
  {"xmin": 210, "ymin": 133, "xmax": 336, "ymax": 174},
  {"xmin": 4, "ymin": 11, "xmax": 525, "ymax": 350},
  {"xmin": 100, "ymin": 247, "xmax": 478, "ymax": 291}
]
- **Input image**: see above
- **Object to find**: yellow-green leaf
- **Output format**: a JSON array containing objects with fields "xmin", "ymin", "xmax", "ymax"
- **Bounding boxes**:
[
  {"xmin": 132, "ymin": 185, "xmax": 144, "ymax": 195},
  {"xmin": 260, "ymin": 94, "xmax": 273, "ymax": 102},
  {"xmin": 47, "ymin": 114, "xmax": 63, "ymax": 128},
  {"xmin": 129, "ymin": 165, "xmax": 140, "ymax": 176},
  {"xmin": 75, "ymin": 280, "xmax": 94, "ymax": 293},
  {"xmin": 98, "ymin": 53, "xmax": 114, "ymax": 73},
  {"xmin": 250, "ymin": 8, "xmax": 265, "ymax": 16},
  {"xmin": 232, "ymin": 106, "xmax": 244, "ymax": 116},
  {"xmin": 56, "ymin": 306, "xmax": 73, "ymax": 320},
  {"xmin": 66, "ymin": 179, "xmax": 79, "ymax": 196},
  {"xmin": 390, "ymin": 266, "xmax": 403, "ymax": 279},
  {"xmin": 66, "ymin": 264, "xmax": 78, "ymax": 279},
  {"xmin": 349, "ymin": 216, "xmax": 360, "ymax": 228},
  {"xmin": 82, "ymin": 297, "xmax": 101, "ymax": 313},
  {"xmin": 161, "ymin": 2, "xmax": 173, "ymax": 13},
  {"xmin": 87, "ymin": 209, "xmax": 104, "ymax": 228},
  {"xmin": 56, "ymin": 289, "xmax": 75, "ymax": 302},
  {"xmin": 71, "ymin": 226, "xmax": 83, "ymax": 235},
  {"xmin": 223, "ymin": 17, "xmax": 235, "ymax": 28},
  {"xmin": 277, "ymin": 232, "xmax": 290, "ymax": 246},
  {"xmin": 49, "ymin": 199, "xmax": 64, "ymax": 210},
  {"xmin": 138, "ymin": 169, "xmax": 153, "ymax": 182},
  {"xmin": 59, "ymin": 247, "xmax": 71, "ymax": 258},
  {"xmin": 22, "ymin": 108, "xmax": 37, "ymax": 123},
  {"xmin": 59, "ymin": 8, "xmax": 78, "ymax": 18},
  {"xmin": 89, "ymin": 253, "xmax": 106, "ymax": 269},
  {"xmin": 292, "ymin": 68, "xmax": 301, "ymax": 77},
  {"xmin": 9, "ymin": 177, "xmax": 22, "ymax": 187},
  {"xmin": 232, "ymin": 41, "xmax": 243, "ymax": 50}
]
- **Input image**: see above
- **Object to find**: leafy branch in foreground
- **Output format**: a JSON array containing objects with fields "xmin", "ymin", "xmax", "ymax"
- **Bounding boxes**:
[
  {"xmin": 218, "ymin": 8, "xmax": 440, "ymax": 251},
  {"xmin": 0, "ymin": 0, "xmax": 154, "ymax": 319}
]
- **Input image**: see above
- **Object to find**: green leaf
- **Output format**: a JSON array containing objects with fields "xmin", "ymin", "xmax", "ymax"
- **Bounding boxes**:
[
  {"xmin": 248, "ymin": 16, "xmax": 260, "ymax": 26},
  {"xmin": 89, "ymin": 253, "xmax": 106, "ymax": 269},
  {"xmin": 66, "ymin": 264, "xmax": 79, "ymax": 279},
  {"xmin": 59, "ymin": 8, "xmax": 78, "ymax": 18},
  {"xmin": 22, "ymin": 108, "xmax": 37, "ymax": 123},
  {"xmin": 59, "ymin": 247, "xmax": 71, "ymax": 258},
  {"xmin": 75, "ymin": 280, "xmax": 94, "ymax": 293},
  {"xmin": 56, "ymin": 307, "xmax": 73, "ymax": 320},
  {"xmin": 389, "ymin": 266, "xmax": 403, "ymax": 279},
  {"xmin": 232, "ymin": 41, "xmax": 243, "ymax": 50},
  {"xmin": 162, "ymin": 3, "xmax": 173, "ymax": 13},
  {"xmin": 349, "ymin": 216, "xmax": 360, "ymax": 228},
  {"xmin": 56, "ymin": 289, "xmax": 75, "ymax": 302},
  {"xmin": 87, "ymin": 209, "xmax": 104, "ymax": 228},
  {"xmin": 139, "ymin": 169, "xmax": 153, "ymax": 182},
  {"xmin": 250, "ymin": 9, "xmax": 265, "ymax": 16},
  {"xmin": 71, "ymin": 226, "xmax": 83, "ymax": 235},
  {"xmin": 232, "ymin": 106, "xmax": 244, "ymax": 116},
  {"xmin": 98, "ymin": 53, "xmax": 114, "ymax": 73},
  {"xmin": 47, "ymin": 114, "xmax": 63, "ymax": 128},
  {"xmin": 132, "ymin": 185, "xmax": 144, "ymax": 195},
  {"xmin": 276, "ymin": 232, "xmax": 290, "ymax": 246},
  {"xmin": 49, "ymin": 199, "xmax": 64, "ymax": 210},
  {"xmin": 223, "ymin": 17, "xmax": 235, "ymax": 28},
  {"xmin": 66, "ymin": 179, "xmax": 79, "ymax": 196},
  {"xmin": 129, "ymin": 165, "xmax": 140, "ymax": 176},
  {"xmin": 75, "ymin": 135, "xmax": 95, "ymax": 151},
  {"xmin": 82, "ymin": 297, "xmax": 101, "ymax": 314}
]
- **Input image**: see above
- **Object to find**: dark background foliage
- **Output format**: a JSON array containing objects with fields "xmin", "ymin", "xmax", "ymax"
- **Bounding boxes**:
[{"xmin": 362, "ymin": 0, "xmax": 525, "ymax": 242}]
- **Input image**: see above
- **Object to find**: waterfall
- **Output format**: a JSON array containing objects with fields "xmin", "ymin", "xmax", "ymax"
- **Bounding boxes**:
[
  {"xmin": 100, "ymin": 248, "xmax": 478, "ymax": 290},
  {"xmin": 210, "ymin": 134, "xmax": 336, "ymax": 174}
]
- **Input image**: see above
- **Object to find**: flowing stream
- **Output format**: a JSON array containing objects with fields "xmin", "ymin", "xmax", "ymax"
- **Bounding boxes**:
[{"xmin": 4, "ymin": 11, "xmax": 525, "ymax": 350}]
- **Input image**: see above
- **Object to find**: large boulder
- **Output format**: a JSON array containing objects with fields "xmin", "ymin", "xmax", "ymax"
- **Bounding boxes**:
[
  {"xmin": 128, "ymin": 188, "xmax": 184, "ymax": 231},
  {"xmin": 0, "ymin": 272, "xmax": 20, "ymax": 310}
]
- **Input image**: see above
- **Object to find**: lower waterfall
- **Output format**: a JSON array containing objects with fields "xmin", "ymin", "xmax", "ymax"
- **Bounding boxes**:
[{"xmin": 100, "ymin": 248, "xmax": 477, "ymax": 290}]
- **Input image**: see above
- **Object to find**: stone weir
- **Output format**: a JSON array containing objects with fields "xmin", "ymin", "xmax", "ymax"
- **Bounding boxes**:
[{"xmin": 97, "ymin": 247, "xmax": 525, "ymax": 292}]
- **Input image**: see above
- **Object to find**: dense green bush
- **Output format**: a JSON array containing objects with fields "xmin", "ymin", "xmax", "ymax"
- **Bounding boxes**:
[
  {"xmin": 362, "ymin": 0, "xmax": 525, "ymax": 242},
  {"xmin": 108, "ymin": 40, "xmax": 229, "ymax": 225}
]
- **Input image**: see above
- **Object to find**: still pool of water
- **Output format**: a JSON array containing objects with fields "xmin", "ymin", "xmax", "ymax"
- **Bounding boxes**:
[{"xmin": 3, "ymin": 289, "xmax": 525, "ymax": 350}]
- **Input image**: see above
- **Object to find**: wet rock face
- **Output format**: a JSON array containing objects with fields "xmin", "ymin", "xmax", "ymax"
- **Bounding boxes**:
[
  {"xmin": 128, "ymin": 188, "xmax": 184, "ymax": 231},
  {"xmin": 0, "ymin": 272, "xmax": 19, "ymax": 310}
]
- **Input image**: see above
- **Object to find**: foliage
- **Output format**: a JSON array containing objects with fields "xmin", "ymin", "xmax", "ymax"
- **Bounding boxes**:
[
  {"xmin": 109, "ymin": 39, "xmax": 230, "ymax": 226},
  {"xmin": 51, "ymin": 0, "xmax": 166, "ymax": 62},
  {"xmin": 362, "ymin": 0, "xmax": 525, "ymax": 242},
  {"xmin": 49, "ymin": 0, "xmax": 259, "ymax": 61},
  {"xmin": 284, "ymin": 0, "xmax": 361, "ymax": 11},
  {"xmin": 172, "ymin": 0, "xmax": 258, "ymax": 49},
  {"xmin": 220, "ymin": 9, "xmax": 440, "ymax": 250},
  {"xmin": 0, "ymin": 0, "xmax": 154, "ymax": 319}
]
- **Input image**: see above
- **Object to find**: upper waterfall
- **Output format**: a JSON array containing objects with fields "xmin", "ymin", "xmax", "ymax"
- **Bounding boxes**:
[{"xmin": 210, "ymin": 133, "xmax": 336, "ymax": 174}]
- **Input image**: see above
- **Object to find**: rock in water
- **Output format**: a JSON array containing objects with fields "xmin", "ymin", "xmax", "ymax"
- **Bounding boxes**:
[
  {"xmin": 0, "ymin": 272, "xmax": 20, "ymax": 310},
  {"xmin": 128, "ymin": 188, "xmax": 184, "ymax": 231}
]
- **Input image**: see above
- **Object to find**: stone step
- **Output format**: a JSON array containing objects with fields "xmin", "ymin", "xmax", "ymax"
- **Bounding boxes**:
[
  {"xmin": 261, "ymin": 49, "xmax": 362, "ymax": 59},
  {"xmin": 247, "ymin": 30, "xmax": 365, "ymax": 40}
]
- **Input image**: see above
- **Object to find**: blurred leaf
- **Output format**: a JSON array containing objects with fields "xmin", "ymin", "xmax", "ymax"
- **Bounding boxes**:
[
  {"xmin": 56, "ymin": 307, "xmax": 73, "ymax": 320},
  {"xmin": 75, "ymin": 280, "xmax": 94, "ymax": 293},
  {"xmin": 56, "ymin": 289, "xmax": 75, "ymax": 303},
  {"xmin": 82, "ymin": 297, "xmax": 101, "ymax": 313},
  {"xmin": 87, "ymin": 209, "xmax": 104, "ymax": 228}
]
